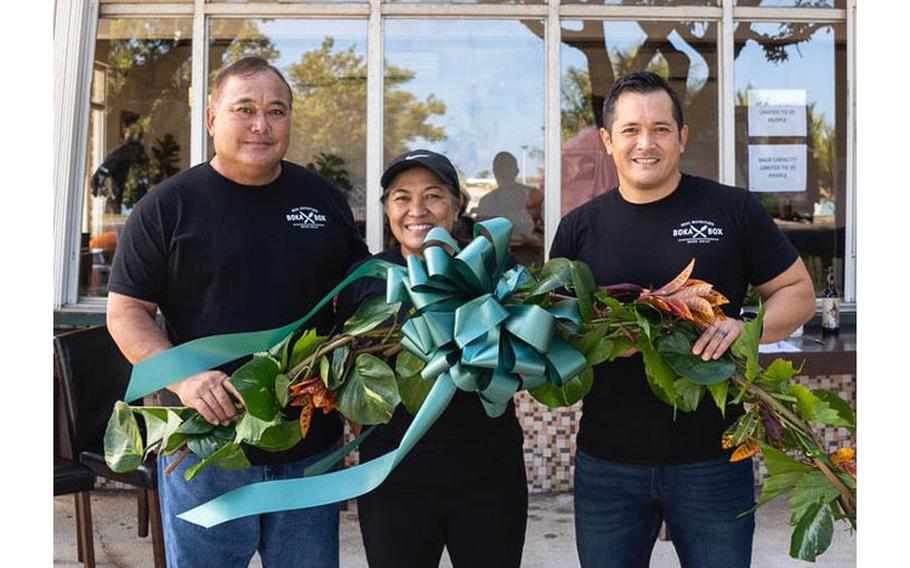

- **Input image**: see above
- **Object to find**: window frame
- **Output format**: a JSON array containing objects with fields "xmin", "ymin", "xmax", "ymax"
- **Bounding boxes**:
[{"xmin": 53, "ymin": 0, "xmax": 856, "ymax": 318}]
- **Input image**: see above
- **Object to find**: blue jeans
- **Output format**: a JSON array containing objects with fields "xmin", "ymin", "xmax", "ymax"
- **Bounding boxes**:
[
  {"xmin": 574, "ymin": 450, "xmax": 755, "ymax": 568},
  {"xmin": 158, "ymin": 447, "xmax": 340, "ymax": 568}
]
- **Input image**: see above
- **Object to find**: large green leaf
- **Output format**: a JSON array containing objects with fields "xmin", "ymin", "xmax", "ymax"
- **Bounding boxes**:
[
  {"xmin": 707, "ymin": 380, "xmax": 730, "ymax": 416},
  {"xmin": 607, "ymin": 336, "xmax": 633, "ymax": 362},
  {"xmin": 103, "ymin": 401, "xmax": 144, "ymax": 473},
  {"xmin": 788, "ymin": 471, "xmax": 842, "ymax": 526},
  {"xmin": 529, "ymin": 365, "xmax": 593, "ymax": 408},
  {"xmin": 269, "ymin": 331, "xmax": 294, "ymax": 372},
  {"xmin": 760, "ymin": 444, "xmax": 814, "ymax": 476},
  {"xmin": 184, "ymin": 442, "xmax": 251, "ymax": 481},
  {"xmin": 329, "ymin": 346, "xmax": 351, "ymax": 390},
  {"xmin": 343, "ymin": 296, "xmax": 401, "ymax": 336},
  {"xmin": 640, "ymin": 342, "xmax": 677, "ymax": 408},
  {"xmin": 234, "ymin": 412, "xmax": 300, "ymax": 452},
  {"xmin": 790, "ymin": 498, "xmax": 834, "ymax": 562},
  {"xmin": 757, "ymin": 471, "xmax": 810, "ymax": 507},
  {"xmin": 275, "ymin": 373, "xmax": 291, "ymax": 408},
  {"xmin": 790, "ymin": 384, "xmax": 850, "ymax": 427},
  {"xmin": 134, "ymin": 407, "xmax": 184, "ymax": 457},
  {"xmin": 656, "ymin": 329, "xmax": 736, "ymax": 385},
  {"xmin": 337, "ymin": 354, "xmax": 401, "ymax": 424},
  {"xmin": 395, "ymin": 350, "xmax": 433, "ymax": 414},
  {"xmin": 185, "ymin": 425, "xmax": 235, "ymax": 459},
  {"xmin": 288, "ymin": 329, "xmax": 328, "ymax": 369},
  {"xmin": 570, "ymin": 261, "xmax": 596, "ymax": 322},
  {"xmin": 175, "ymin": 413, "xmax": 216, "ymax": 435},
  {"xmin": 812, "ymin": 389, "xmax": 856, "ymax": 431},
  {"xmin": 673, "ymin": 378, "xmax": 704, "ymax": 412},
  {"xmin": 527, "ymin": 258, "xmax": 572, "ymax": 298},
  {"xmin": 731, "ymin": 304, "xmax": 765, "ymax": 383},
  {"xmin": 229, "ymin": 355, "xmax": 281, "ymax": 420}
]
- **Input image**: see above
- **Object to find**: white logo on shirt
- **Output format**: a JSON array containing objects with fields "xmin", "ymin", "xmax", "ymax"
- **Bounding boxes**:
[
  {"xmin": 286, "ymin": 206, "xmax": 327, "ymax": 229},
  {"xmin": 672, "ymin": 219, "xmax": 724, "ymax": 244}
]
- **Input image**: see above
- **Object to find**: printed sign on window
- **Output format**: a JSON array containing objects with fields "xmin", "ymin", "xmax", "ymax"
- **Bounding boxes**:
[
  {"xmin": 748, "ymin": 89, "xmax": 807, "ymax": 138},
  {"xmin": 748, "ymin": 144, "xmax": 807, "ymax": 193}
]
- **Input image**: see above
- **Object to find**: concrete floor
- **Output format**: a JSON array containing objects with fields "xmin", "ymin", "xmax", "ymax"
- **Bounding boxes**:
[{"xmin": 54, "ymin": 490, "xmax": 855, "ymax": 567}]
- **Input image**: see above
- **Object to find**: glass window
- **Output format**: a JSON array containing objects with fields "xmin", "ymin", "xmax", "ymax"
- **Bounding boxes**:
[
  {"xmin": 384, "ymin": 19, "xmax": 546, "ymax": 266},
  {"xmin": 560, "ymin": 19, "xmax": 718, "ymax": 215},
  {"xmin": 385, "ymin": 1, "xmax": 542, "ymax": 4},
  {"xmin": 209, "ymin": 19, "xmax": 369, "ymax": 232},
  {"xmin": 734, "ymin": 21, "xmax": 847, "ymax": 296},
  {"xmin": 562, "ymin": 1, "xmax": 716, "ymax": 5},
  {"xmin": 735, "ymin": 1, "xmax": 845, "ymax": 8},
  {"xmin": 80, "ymin": 18, "xmax": 193, "ymax": 299}
]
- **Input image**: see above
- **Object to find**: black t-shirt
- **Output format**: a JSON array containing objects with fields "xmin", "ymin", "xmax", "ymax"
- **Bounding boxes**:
[
  {"xmin": 336, "ymin": 247, "xmax": 526, "ymax": 483},
  {"xmin": 109, "ymin": 160, "xmax": 370, "ymax": 464},
  {"xmin": 550, "ymin": 174, "xmax": 798, "ymax": 465}
]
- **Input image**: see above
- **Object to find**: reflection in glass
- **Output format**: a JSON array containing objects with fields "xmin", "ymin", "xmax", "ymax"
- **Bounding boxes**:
[
  {"xmin": 385, "ymin": 0, "xmax": 542, "ymax": 4},
  {"xmin": 80, "ymin": 19, "xmax": 193, "ymax": 298},
  {"xmin": 734, "ymin": 22, "xmax": 847, "ymax": 295},
  {"xmin": 384, "ymin": 19, "xmax": 546, "ymax": 266},
  {"xmin": 209, "ymin": 19, "xmax": 368, "ymax": 229},
  {"xmin": 734, "ymin": 0, "xmax": 844, "ymax": 8},
  {"xmin": 560, "ymin": 20, "xmax": 717, "ymax": 215},
  {"xmin": 561, "ymin": 1, "xmax": 716, "ymax": 5}
]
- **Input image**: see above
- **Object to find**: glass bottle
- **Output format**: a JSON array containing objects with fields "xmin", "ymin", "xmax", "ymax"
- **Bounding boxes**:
[{"xmin": 821, "ymin": 266, "xmax": 840, "ymax": 337}]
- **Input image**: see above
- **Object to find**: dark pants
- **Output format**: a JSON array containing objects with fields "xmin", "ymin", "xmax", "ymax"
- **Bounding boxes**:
[
  {"xmin": 357, "ymin": 450, "xmax": 528, "ymax": 568},
  {"xmin": 574, "ymin": 450, "xmax": 755, "ymax": 568}
]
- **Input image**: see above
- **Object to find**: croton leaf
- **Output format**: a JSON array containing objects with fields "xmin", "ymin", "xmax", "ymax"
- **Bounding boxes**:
[
  {"xmin": 336, "ymin": 354, "xmax": 401, "ymax": 425},
  {"xmin": 529, "ymin": 365, "xmax": 593, "ymax": 408},
  {"xmin": 230, "ymin": 355, "xmax": 281, "ymax": 420},
  {"xmin": 289, "ymin": 329, "xmax": 328, "ymax": 369},
  {"xmin": 343, "ymin": 296, "xmax": 401, "ymax": 336},
  {"xmin": 395, "ymin": 350, "xmax": 433, "ymax": 415},
  {"xmin": 103, "ymin": 401, "xmax": 144, "ymax": 473},
  {"xmin": 790, "ymin": 498, "xmax": 834, "ymax": 562},
  {"xmin": 656, "ymin": 329, "xmax": 736, "ymax": 385}
]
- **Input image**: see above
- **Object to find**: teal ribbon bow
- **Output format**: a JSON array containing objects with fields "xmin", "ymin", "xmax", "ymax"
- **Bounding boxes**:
[
  {"xmin": 387, "ymin": 218, "xmax": 588, "ymax": 417},
  {"xmin": 124, "ymin": 218, "xmax": 587, "ymax": 528}
]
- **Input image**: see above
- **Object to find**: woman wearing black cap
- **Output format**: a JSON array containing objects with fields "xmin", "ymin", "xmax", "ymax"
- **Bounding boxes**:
[{"xmin": 337, "ymin": 150, "xmax": 528, "ymax": 567}]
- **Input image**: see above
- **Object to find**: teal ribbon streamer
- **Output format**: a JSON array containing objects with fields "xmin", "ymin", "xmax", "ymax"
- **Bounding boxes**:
[
  {"xmin": 123, "ymin": 259, "xmax": 399, "ymax": 402},
  {"xmin": 125, "ymin": 218, "xmax": 588, "ymax": 528}
]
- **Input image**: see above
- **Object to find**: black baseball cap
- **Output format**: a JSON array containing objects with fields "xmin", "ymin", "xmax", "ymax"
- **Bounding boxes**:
[{"xmin": 380, "ymin": 149, "xmax": 461, "ymax": 196}]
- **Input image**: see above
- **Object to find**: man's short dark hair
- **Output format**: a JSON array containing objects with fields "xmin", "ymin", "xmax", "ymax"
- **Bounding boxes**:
[
  {"xmin": 210, "ymin": 56, "xmax": 293, "ymax": 108},
  {"xmin": 602, "ymin": 71, "xmax": 684, "ymax": 133}
]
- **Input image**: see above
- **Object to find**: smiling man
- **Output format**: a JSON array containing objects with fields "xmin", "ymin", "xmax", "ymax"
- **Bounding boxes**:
[
  {"xmin": 550, "ymin": 72, "xmax": 816, "ymax": 567},
  {"xmin": 106, "ymin": 57, "xmax": 368, "ymax": 567}
]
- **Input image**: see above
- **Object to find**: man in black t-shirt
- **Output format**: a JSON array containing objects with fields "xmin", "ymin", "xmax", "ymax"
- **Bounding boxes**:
[
  {"xmin": 107, "ymin": 57, "xmax": 368, "ymax": 568},
  {"xmin": 550, "ymin": 72, "xmax": 816, "ymax": 568}
]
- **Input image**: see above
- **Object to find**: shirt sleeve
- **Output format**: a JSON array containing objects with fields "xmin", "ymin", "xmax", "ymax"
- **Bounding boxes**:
[
  {"xmin": 740, "ymin": 191, "xmax": 800, "ymax": 287},
  {"xmin": 107, "ymin": 198, "xmax": 168, "ymax": 304}
]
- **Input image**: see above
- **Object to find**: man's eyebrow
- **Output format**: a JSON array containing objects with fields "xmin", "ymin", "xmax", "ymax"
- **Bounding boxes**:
[{"xmin": 230, "ymin": 97, "xmax": 289, "ymax": 108}]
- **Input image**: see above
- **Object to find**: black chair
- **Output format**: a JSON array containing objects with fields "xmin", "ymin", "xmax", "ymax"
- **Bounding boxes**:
[
  {"xmin": 55, "ymin": 371, "xmax": 96, "ymax": 567},
  {"xmin": 54, "ymin": 326, "xmax": 166, "ymax": 568}
]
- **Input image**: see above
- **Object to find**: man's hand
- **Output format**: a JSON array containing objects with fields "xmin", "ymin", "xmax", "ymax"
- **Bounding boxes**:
[
  {"xmin": 691, "ymin": 318, "xmax": 745, "ymax": 361},
  {"xmin": 169, "ymin": 371, "xmax": 245, "ymax": 426}
]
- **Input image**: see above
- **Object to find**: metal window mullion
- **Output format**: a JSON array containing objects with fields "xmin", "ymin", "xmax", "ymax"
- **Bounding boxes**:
[
  {"xmin": 190, "ymin": 0, "xmax": 207, "ymax": 166},
  {"xmin": 732, "ymin": 6, "xmax": 846, "ymax": 24},
  {"xmin": 719, "ymin": 0, "xmax": 735, "ymax": 185},
  {"xmin": 559, "ymin": 5, "xmax": 721, "ymax": 21},
  {"xmin": 99, "ymin": 4, "xmax": 194, "ymax": 16},
  {"xmin": 365, "ymin": 0, "xmax": 383, "ymax": 254},
  {"xmin": 543, "ymin": 0, "xmax": 560, "ymax": 260},
  {"xmin": 844, "ymin": 0, "xmax": 856, "ymax": 303},
  {"xmin": 54, "ymin": 0, "xmax": 98, "ymax": 309},
  {"xmin": 205, "ymin": 3, "xmax": 369, "ymax": 18}
]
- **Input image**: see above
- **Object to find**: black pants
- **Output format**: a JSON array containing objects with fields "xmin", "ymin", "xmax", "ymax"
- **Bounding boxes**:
[{"xmin": 357, "ymin": 450, "xmax": 528, "ymax": 568}]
